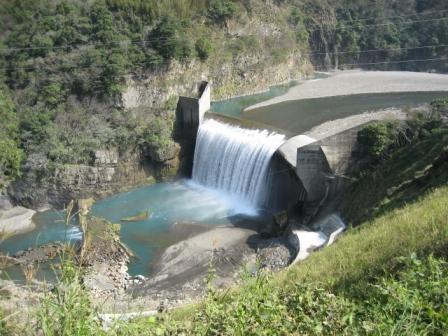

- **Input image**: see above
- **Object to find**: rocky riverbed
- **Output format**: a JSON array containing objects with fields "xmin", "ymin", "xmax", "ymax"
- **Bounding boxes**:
[{"xmin": 0, "ymin": 205, "xmax": 346, "ymax": 330}]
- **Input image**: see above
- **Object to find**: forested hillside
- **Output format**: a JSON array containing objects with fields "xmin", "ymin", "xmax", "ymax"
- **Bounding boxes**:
[{"xmin": 0, "ymin": 0, "xmax": 447, "ymax": 203}]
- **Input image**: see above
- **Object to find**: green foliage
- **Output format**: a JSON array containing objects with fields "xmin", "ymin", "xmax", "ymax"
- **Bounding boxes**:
[
  {"xmin": 357, "ymin": 121, "xmax": 398, "ymax": 158},
  {"xmin": 430, "ymin": 97, "xmax": 448, "ymax": 114},
  {"xmin": 36, "ymin": 255, "xmax": 103, "ymax": 336},
  {"xmin": 196, "ymin": 37, "xmax": 214, "ymax": 60},
  {"xmin": 41, "ymin": 83, "xmax": 66, "ymax": 107},
  {"xmin": 149, "ymin": 16, "xmax": 181, "ymax": 60},
  {"xmin": 0, "ymin": 88, "xmax": 23, "ymax": 182},
  {"xmin": 302, "ymin": 0, "xmax": 448, "ymax": 71},
  {"xmin": 355, "ymin": 254, "xmax": 448, "ymax": 335},
  {"xmin": 290, "ymin": 7, "xmax": 309, "ymax": 44},
  {"xmin": 0, "ymin": 139, "xmax": 24, "ymax": 181},
  {"xmin": 208, "ymin": 0, "xmax": 237, "ymax": 25},
  {"xmin": 343, "ymin": 126, "xmax": 448, "ymax": 224}
]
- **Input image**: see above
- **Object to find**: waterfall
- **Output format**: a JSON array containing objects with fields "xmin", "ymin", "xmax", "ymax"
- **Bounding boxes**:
[{"xmin": 191, "ymin": 119, "xmax": 285, "ymax": 213}]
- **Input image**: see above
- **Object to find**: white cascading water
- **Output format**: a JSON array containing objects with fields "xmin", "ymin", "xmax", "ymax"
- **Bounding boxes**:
[{"xmin": 191, "ymin": 119, "xmax": 285, "ymax": 213}]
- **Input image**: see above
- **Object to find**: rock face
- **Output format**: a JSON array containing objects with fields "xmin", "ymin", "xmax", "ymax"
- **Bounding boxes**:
[
  {"xmin": 261, "ymin": 211, "xmax": 289, "ymax": 238},
  {"xmin": 0, "ymin": 206, "xmax": 36, "ymax": 237},
  {"xmin": 7, "ymin": 148, "xmax": 180, "ymax": 209},
  {"xmin": 7, "ymin": 34, "xmax": 309, "ymax": 210},
  {"xmin": 122, "ymin": 54, "xmax": 310, "ymax": 110},
  {"xmin": 0, "ymin": 195, "xmax": 13, "ymax": 211}
]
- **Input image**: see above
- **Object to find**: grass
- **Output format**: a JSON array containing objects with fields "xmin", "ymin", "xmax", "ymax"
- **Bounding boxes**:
[{"xmin": 36, "ymin": 257, "xmax": 101, "ymax": 336}]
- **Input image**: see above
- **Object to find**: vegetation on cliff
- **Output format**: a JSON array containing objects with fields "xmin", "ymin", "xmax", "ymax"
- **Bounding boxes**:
[
  {"xmin": 343, "ymin": 102, "xmax": 448, "ymax": 225},
  {"xmin": 0, "ymin": 87, "xmax": 23, "ymax": 187},
  {"xmin": 1, "ymin": 0, "xmax": 447, "ymax": 187}
]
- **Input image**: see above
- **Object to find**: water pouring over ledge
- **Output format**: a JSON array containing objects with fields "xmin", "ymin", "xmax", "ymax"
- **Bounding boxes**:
[{"xmin": 191, "ymin": 119, "xmax": 285, "ymax": 215}]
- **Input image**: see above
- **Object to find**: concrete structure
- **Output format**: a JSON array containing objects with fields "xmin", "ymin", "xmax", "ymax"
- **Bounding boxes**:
[
  {"xmin": 293, "ymin": 124, "xmax": 364, "ymax": 203},
  {"xmin": 176, "ymin": 81, "xmax": 372, "ymax": 213},
  {"xmin": 176, "ymin": 81, "xmax": 210, "ymax": 136},
  {"xmin": 277, "ymin": 135, "xmax": 316, "ymax": 168}
]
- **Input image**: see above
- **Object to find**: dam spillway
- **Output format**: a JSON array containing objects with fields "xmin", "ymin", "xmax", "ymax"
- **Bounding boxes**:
[{"xmin": 191, "ymin": 119, "xmax": 285, "ymax": 212}]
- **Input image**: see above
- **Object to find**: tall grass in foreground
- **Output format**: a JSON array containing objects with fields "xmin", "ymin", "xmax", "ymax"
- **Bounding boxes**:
[
  {"xmin": 35, "ymin": 256, "xmax": 102, "ymax": 336},
  {"xmin": 110, "ymin": 254, "xmax": 448, "ymax": 335}
]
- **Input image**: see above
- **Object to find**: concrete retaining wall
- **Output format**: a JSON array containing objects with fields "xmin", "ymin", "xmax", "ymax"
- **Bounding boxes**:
[
  {"xmin": 176, "ymin": 81, "xmax": 210, "ymax": 136},
  {"xmin": 295, "ymin": 124, "xmax": 363, "ymax": 203}
]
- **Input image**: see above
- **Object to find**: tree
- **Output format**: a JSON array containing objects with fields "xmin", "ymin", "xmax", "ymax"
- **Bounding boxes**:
[
  {"xmin": 357, "ymin": 122, "xmax": 397, "ymax": 159},
  {"xmin": 0, "ymin": 88, "xmax": 23, "ymax": 182},
  {"xmin": 208, "ymin": 0, "xmax": 237, "ymax": 27},
  {"xmin": 149, "ymin": 16, "xmax": 180, "ymax": 60},
  {"xmin": 195, "ymin": 37, "xmax": 213, "ymax": 60}
]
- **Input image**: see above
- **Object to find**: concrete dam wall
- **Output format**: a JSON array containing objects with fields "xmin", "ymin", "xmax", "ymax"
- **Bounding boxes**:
[{"xmin": 175, "ymin": 81, "xmax": 376, "ymax": 215}]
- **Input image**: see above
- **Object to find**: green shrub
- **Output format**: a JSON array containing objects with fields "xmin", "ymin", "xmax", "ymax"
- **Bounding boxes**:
[
  {"xmin": 208, "ymin": 0, "xmax": 237, "ymax": 25},
  {"xmin": 149, "ymin": 16, "xmax": 180, "ymax": 60},
  {"xmin": 0, "ymin": 137, "xmax": 23, "ymax": 174},
  {"xmin": 0, "ymin": 88, "xmax": 23, "ymax": 182},
  {"xmin": 41, "ymin": 83, "xmax": 66, "ymax": 107},
  {"xmin": 195, "ymin": 37, "xmax": 213, "ymax": 60},
  {"xmin": 430, "ymin": 97, "xmax": 448, "ymax": 116},
  {"xmin": 357, "ymin": 121, "xmax": 397, "ymax": 158},
  {"xmin": 177, "ymin": 37, "xmax": 194, "ymax": 60},
  {"xmin": 36, "ymin": 256, "xmax": 103, "ymax": 335}
]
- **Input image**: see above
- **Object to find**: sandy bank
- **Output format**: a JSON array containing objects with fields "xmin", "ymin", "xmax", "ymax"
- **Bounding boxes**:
[
  {"xmin": 245, "ymin": 71, "xmax": 448, "ymax": 111},
  {"xmin": 305, "ymin": 108, "xmax": 408, "ymax": 141}
]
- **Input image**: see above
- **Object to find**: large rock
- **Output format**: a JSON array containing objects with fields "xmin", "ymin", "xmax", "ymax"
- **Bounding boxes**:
[
  {"xmin": 92, "ymin": 150, "xmax": 119, "ymax": 166},
  {"xmin": 261, "ymin": 211, "xmax": 289, "ymax": 238},
  {"xmin": 0, "ymin": 206, "xmax": 36, "ymax": 237},
  {"xmin": 8, "ymin": 149, "xmax": 154, "ymax": 208},
  {"xmin": 257, "ymin": 237, "xmax": 295, "ymax": 271},
  {"xmin": 0, "ymin": 195, "xmax": 13, "ymax": 211},
  {"xmin": 146, "ymin": 141, "xmax": 180, "ymax": 163}
]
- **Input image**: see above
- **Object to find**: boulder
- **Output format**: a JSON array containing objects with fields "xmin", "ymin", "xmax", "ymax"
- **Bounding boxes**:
[
  {"xmin": 146, "ymin": 142, "xmax": 180, "ymax": 163},
  {"xmin": 260, "ymin": 211, "xmax": 289, "ymax": 238},
  {"xmin": 257, "ymin": 237, "xmax": 295, "ymax": 271},
  {"xmin": 0, "ymin": 195, "xmax": 13, "ymax": 211},
  {"xmin": 92, "ymin": 150, "xmax": 119, "ymax": 166},
  {"xmin": 0, "ymin": 206, "xmax": 36, "ymax": 237}
]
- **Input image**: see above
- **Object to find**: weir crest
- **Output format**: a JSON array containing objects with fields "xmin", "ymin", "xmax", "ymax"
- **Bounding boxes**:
[{"xmin": 191, "ymin": 119, "xmax": 285, "ymax": 212}]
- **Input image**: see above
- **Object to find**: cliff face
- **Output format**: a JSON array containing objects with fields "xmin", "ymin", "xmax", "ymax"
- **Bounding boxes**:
[
  {"xmin": 3, "ymin": 0, "xmax": 313, "ymax": 208},
  {"xmin": 122, "ymin": 52, "xmax": 312, "ymax": 109},
  {"xmin": 8, "ymin": 150, "xmax": 148, "ymax": 208},
  {"xmin": 8, "ymin": 52, "xmax": 309, "ymax": 209}
]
